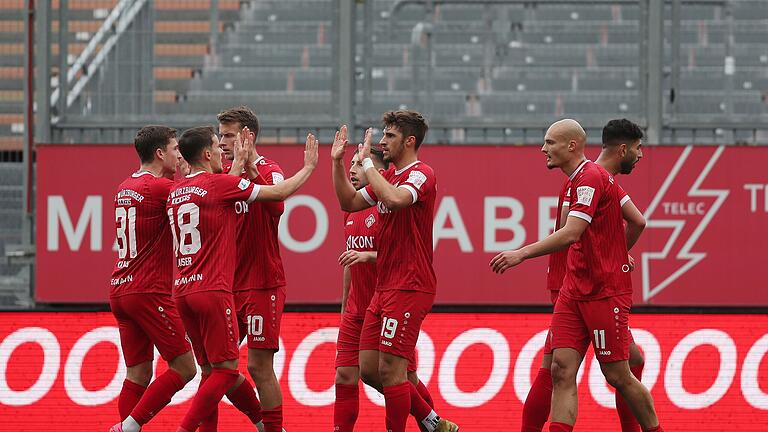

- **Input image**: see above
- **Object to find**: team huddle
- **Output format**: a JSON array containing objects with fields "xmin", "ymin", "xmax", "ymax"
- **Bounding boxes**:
[{"xmin": 108, "ymin": 106, "xmax": 664, "ymax": 432}]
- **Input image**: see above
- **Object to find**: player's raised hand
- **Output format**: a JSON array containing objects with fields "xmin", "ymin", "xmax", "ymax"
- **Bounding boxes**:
[
  {"xmin": 330, "ymin": 125, "xmax": 348, "ymax": 161},
  {"xmin": 489, "ymin": 250, "xmax": 526, "ymax": 274},
  {"xmin": 358, "ymin": 127, "xmax": 373, "ymax": 160},
  {"xmin": 233, "ymin": 131, "xmax": 249, "ymax": 163},
  {"xmin": 304, "ymin": 133, "xmax": 319, "ymax": 169},
  {"xmin": 241, "ymin": 126, "xmax": 256, "ymax": 163}
]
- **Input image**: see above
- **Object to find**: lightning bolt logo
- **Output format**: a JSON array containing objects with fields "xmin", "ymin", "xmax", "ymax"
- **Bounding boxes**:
[{"xmin": 641, "ymin": 146, "xmax": 729, "ymax": 302}]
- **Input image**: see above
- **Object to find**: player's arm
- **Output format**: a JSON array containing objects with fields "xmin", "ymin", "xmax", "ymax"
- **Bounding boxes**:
[
  {"xmin": 621, "ymin": 199, "xmax": 646, "ymax": 250},
  {"xmin": 341, "ymin": 266, "xmax": 351, "ymax": 314},
  {"xmin": 490, "ymin": 216, "xmax": 589, "ymax": 274},
  {"xmin": 331, "ymin": 125, "xmax": 374, "ymax": 212},
  {"xmin": 251, "ymin": 133, "xmax": 318, "ymax": 201},
  {"xmin": 250, "ymin": 158, "xmax": 286, "ymax": 216},
  {"xmin": 358, "ymin": 128, "xmax": 414, "ymax": 211}
]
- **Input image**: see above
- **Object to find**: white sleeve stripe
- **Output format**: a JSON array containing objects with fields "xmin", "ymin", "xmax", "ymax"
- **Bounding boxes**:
[
  {"xmin": 399, "ymin": 184, "xmax": 418, "ymax": 204},
  {"xmin": 246, "ymin": 184, "xmax": 261, "ymax": 203},
  {"xmin": 563, "ymin": 201, "xmax": 570, "ymax": 207},
  {"xmin": 569, "ymin": 210, "xmax": 593, "ymax": 223},
  {"xmin": 620, "ymin": 195, "xmax": 631, "ymax": 207},
  {"xmin": 360, "ymin": 187, "xmax": 376, "ymax": 206}
]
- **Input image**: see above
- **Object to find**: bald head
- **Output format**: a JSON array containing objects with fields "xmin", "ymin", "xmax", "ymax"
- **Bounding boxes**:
[
  {"xmin": 541, "ymin": 119, "xmax": 588, "ymax": 172},
  {"xmin": 547, "ymin": 119, "xmax": 587, "ymax": 150}
]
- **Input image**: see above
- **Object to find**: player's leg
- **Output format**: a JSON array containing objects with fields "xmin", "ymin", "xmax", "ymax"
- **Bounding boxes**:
[
  {"xmin": 590, "ymin": 295, "xmax": 661, "ymax": 431},
  {"xmin": 549, "ymin": 295, "xmax": 590, "ymax": 431},
  {"xmin": 177, "ymin": 292, "xmax": 242, "ymax": 432},
  {"xmin": 334, "ymin": 313, "xmax": 364, "ymax": 432},
  {"xmin": 110, "ymin": 296, "xmax": 152, "ymax": 422},
  {"xmin": 615, "ymin": 332, "xmax": 644, "ymax": 432},
  {"xmin": 522, "ymin": 333, "xmax": 555, "ymax": 431},
  {"xmin": 379, "ymin": 290, "xmax": 458, "ymax": 432},
  {"xmin": 117, "ymin": 294, "xmax": 197, "ymax": 432},
  {"xmin": 359, "ymin": 293, "xmax": 384, "ymax": 392},
  {"xmin": 407, "ymin": 349, "xmax": 434, "ymax": 409},
  {"xmin": 244, "ymin": 288, "xmax": 286, "ymax": 432}
]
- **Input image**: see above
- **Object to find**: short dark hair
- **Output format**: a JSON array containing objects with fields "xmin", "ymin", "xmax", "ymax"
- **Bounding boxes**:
[
  {"xmin": 217, "ymin": 106, "xmax": 260, "ymax": 139},
  {"xmin": 134, "ymin": 125, "xmax": 176, "ymax": 164},
  {"xmin": 602, "ymin": 118, "xmax": 644, "ymax": 148},
  {"xmin": 382, "ymin": 110, "xmax": 428, "ymax": 149},
  {"xmin": 179, "ymin": 126, "xmax": 216, "ymax": 165}
]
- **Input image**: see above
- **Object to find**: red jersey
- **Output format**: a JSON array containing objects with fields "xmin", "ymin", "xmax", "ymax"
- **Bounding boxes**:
[
  {"xmin": 361, "ymin": 161, "xmax": 437, "ymax": 293},
  {"xmin": 110, "ymin": 172, "xmax": 174, "ymax": 298},
  {"xmin": 343, "ymin": 206, "xmax": 379, "ymax": 316},
  {"xmin": 560, "ymin": 161, "xmax": 632, "ymax": 300},
  {"xmin": 546, "ymin": 179, "xmax": 571, "ymax": 292},
  {"xmin": 166, "ymin": 171, "xmax": 260, "ymax": 297},
  {"xmin": 232, "ymin": 156, "xmax": 286, "ymax": 292}
]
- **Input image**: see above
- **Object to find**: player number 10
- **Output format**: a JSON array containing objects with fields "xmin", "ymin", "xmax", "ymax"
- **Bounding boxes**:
[
  {"xmin": 247, "ymin": 315, "xmax": 264, "ymax": 336},
  {"xmin": 381, "ymin": 317, "xmax": 398, "ymax": 339},
  {"xmin": 593, "ymin": 329, "xmax": 606, "ymax": 350}
]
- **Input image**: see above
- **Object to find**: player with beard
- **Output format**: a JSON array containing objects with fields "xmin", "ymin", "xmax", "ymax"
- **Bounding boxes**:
[
  {"xmin": 519, "ymin": 118, "xmax": 647, "ymax": 432},
  {"xmin": 491, "ymin": 119, "xmax": 663, "ymax": 432},
  {"xmin": 331, "ymin": 114, "xmax": 459, "ymax": 432}
]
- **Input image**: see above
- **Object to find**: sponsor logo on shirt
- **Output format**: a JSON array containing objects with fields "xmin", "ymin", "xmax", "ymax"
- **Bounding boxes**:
[
  {"xmin": 237, "ymin": 178, "xmax": 250, "ymax": 190},
  {"xmin": 346, "ymin": 220, "xmax": 354, "ymax": 226},
  {"xmin": 407, "ymin": 170, "xmax": 427, "ymax": 189},
  {"xmin": 576, "ymin": 186, "xmax": 595, "ymax": 206}
]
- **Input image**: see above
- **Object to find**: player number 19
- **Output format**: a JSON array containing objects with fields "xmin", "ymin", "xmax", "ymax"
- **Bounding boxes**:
[{"xmin": 381, "ymin": 317, "xmax": 398, "ymax": 339}]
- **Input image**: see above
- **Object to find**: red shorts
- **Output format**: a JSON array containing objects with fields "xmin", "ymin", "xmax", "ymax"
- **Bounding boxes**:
[
  {"xmin": 336, "ymin": 312, "xmax": 418, "ymax": 371},
  {"xmin": 234, "ymin": 287, "xmax": 285, "ymax": 351},
  {"xmin": 551, "ymin": 293, "xmax": 633, "ymax": 363},
  {"xmin": 359, "ymin": 290, "xmax": 434, "ymax": 361},
  {"xmin": 175, "ymin": 290, "xmax": 240, "ymax": 365},
  {"xmin": 543, "ymin": 290, "xmax": 560, "ymax": 355},
  {"xmin": 110, "ymin": 293, "xmax": 191, "ymax": 367}
]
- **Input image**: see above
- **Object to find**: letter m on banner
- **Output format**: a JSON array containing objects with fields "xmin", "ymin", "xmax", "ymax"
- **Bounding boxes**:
[{"xmin": 47, "ymin": 196, "xmax": 103, "ymax": 251}]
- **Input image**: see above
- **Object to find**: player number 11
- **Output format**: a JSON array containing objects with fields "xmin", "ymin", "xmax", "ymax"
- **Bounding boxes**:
[{"xmin": 593, "ymin": 329, "xmax": 606, "ymax": 350}]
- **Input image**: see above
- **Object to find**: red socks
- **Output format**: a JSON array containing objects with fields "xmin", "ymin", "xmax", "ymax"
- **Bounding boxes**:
[
  {"xmin": 415, "ymin": 380, "xmax": 435, "ymax": 408},
  {"xmin": 333, "ymin": 383, "xmax": 359, "ymax": 432},
  {"xmin": 118, "ymin": 379, "xmax": 146, "ymax": 420},
  {"xmin": 383, "ymin": 382, "xmax": 411, "ymax": 432},
  {"xmin": 197, "ymin": 373, "xmax": 218, "ymax": 432},
  {"xmin": 262, "ymin": 405, "xmax": 283, "ymax": 432},
  {"xmin": 179, "ymin": 368, "xmax": 239, "ymax": 432},
  {"xmin": 549, "ymin": 422, "xmax": 574, "ymax": 432},
  {"xmin": 225, "ymin": 378, "xmax": 263, "ymax": 425},
  {"xmin": 522, "ymin": 367, "xmax": 553, "ymax": 431},
  {"xmin": 615, "ymin": 364, "xmax": 644, "ymax": 432},
  {"xmin": 130, "ymin": 369, "xmax": 185, "ymax": 425}
]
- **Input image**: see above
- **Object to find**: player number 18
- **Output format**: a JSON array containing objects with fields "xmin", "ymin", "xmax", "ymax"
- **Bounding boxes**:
[{"xmin": 167, "ymin": 203, "xmax": 202, "ymax": 256}]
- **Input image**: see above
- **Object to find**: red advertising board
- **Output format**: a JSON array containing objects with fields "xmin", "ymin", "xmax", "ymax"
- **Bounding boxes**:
[
  {"xmin": 36, "ymin": 144, "xmax": 768, "ymax": 305},
  {"xmin": 1, "ymin": 312, "xmax": 767, "ymax": 430}
]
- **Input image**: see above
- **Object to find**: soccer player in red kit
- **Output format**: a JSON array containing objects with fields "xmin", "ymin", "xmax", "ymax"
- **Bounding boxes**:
[
  {"xmin": 490, "ymin": 119, "xmax": 663, "ymax": 432},
  {"xmin": 168, "ymin": 126, "xmax": 317, "ymax": 432},
  {"xmin": 519, "ymin": 118, "xmax": 648, "ymax": 432},
  {"xmin": 331, "ymin": 112, "xmax": 458, "ymax": 432},
  {"xmin": 109, "ymin": 126, "xmax": 197, "ymax": 432},
  {"xmin": 216, "ymin": 106, "xmax": 288, "ymax": 432}
]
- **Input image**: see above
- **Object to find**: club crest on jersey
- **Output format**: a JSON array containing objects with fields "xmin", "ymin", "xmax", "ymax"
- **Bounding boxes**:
[
  {"xmin": 237, "ymin": 178, "xmax": 249, "ymax": 190},
  {"xmin": 576, "ymin": 186, "xmax": 595, "ymax": 206},
  {"xmin": 365, "ymin": 214, "xmax": 376, "ymax": 228}
]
